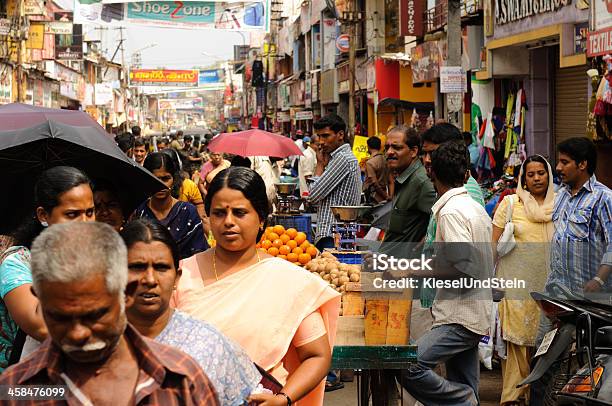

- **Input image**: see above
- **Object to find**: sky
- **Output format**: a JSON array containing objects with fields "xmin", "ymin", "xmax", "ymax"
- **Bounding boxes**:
[{"xmin": 56, "ymin": 0, "xmax": 245, "ymax": 69}]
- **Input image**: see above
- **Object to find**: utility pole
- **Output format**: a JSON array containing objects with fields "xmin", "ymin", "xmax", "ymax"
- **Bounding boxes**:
[
  {"xmin": 118, "ymin": 27, "xmax": 128, "ymax": 123},
  {"xmin": 347, "ymin": 2, "xmax": 356, "ymax": 140},
  {"xmin": 15, "ymin": 0, "xmax": 24, "ymax": 102},
  {"xmin": 445, "ymin": 0, "xmax": 463, "ymax": 128}
]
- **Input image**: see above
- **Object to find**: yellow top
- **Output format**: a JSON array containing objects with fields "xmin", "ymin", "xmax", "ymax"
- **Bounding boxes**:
[{"xmin": 179, "ymin": 179, "xmax": 202, "ymax": 204}]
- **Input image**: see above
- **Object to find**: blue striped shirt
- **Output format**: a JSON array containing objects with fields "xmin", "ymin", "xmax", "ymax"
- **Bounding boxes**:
[
  {"xmin": 309, "ymin": 143, "xmax": 362, "ymax": 243},
  {"xmin": 546, "ymin": 175, "xmax": 612, "ymax": 292}
]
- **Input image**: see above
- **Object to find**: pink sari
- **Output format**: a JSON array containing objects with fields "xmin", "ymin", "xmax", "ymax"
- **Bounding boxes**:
[{"xmin": 171, "ymin": 256, "xmax": 340, "ymax": 406}]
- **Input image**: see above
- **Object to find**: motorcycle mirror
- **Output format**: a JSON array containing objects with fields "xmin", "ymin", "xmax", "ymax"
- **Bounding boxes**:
[{"xmin": 595, "ymin": 326, "xmax": 612, "ymax": 352}]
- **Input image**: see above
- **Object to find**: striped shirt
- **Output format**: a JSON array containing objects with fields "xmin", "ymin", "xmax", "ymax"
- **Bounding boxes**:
[
  {"xmin": 546, "ymin": 175, "xmax": 612, "ymax": 292},
  {"xmin": 309, "ymin": 143, "xmax": 362, "ymax": 243},
  {"xmin": 0, "ymin": 324, "xmax": 219, "ymax": 406}
]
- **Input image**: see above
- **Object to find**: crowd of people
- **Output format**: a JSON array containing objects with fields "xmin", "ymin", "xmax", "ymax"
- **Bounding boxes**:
[{"xmin": 0, "ymin": 112, "xmax": 609, "ymax": 406}]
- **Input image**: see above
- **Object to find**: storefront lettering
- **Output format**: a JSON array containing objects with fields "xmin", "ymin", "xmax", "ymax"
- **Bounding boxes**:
[
  {"xmin": 130, "ymin": 2, "xmax": 213, "ymax": 19},
  {"xmin": 495, "ymin": 0, "xmax": 571, "ymax": 25}
]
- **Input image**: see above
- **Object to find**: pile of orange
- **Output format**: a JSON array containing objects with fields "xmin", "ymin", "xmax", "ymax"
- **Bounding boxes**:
[{"xmin": 257, "ymin": 225, "xmax": 318, "ymax": 265}]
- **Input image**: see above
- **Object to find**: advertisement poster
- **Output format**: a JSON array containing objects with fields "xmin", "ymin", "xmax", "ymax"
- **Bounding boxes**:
[
  {"xmin": 322, "ymin": 18, "xmax": 338, "ymax": 70},
  {"xmin": 410, "ymin": 40, "xmax": 447, "ymax": 83},
  {"xmin": 130, "ymin": 69, "xmax": 198, "ymax": 87},
  {"xmin": 55, "ymin": 13, "xmax": 83, "ymax": 60},
  {"xmin": 75, "ymin": 0, "xmax": 270, "ymax": 31},
  {"xmin": 440, "ymin": 66, "xmax": 467, "ymax": 93},
  {"xmin": 198, "ymin": 69, "xmax": 224, "ymax": 85},
  {"xmin": 95, "ymin": 83, "xmax": 113, "ymax": 105}
]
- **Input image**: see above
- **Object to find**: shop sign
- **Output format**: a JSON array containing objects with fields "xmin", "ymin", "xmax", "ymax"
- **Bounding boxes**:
[
  {"xmin": 55, "ymin": 14, "xmax": 83, "ymax": 60},
  {"xmin": 587, "ymin": 26, "xmax": 612, "ymax": 56},
  {"xmin": 46, "ymin": 22, "xmax": 73, "ymax": 35},
  {"xmin": 400, "ymin": 0, "xmax": 424, "ymax": 36},
  {"xmin": 0, "ymin": 65, "xmax": 12, "ymax": 105},
  {"xmin": 322, "ymin": 18, "xmax": 338, "ymax": 70},
  {"xmin": 320, "ymin": 68, "xmax": 339, "ymax": 104},
  {"xmin": 294, "ymin": 110, "xmax": 313, "ymax": 120},
  {"xmin": 277, "ymin": 111, "xmax": 291, "ymax": 122},
  {"xmin": 129, "ymin": 69, "xmax": 198, "ymax": 87},
  {"xmin": 574, "ymin": 22, "xmax": 588, "ymax": 54},
  {"xmin": 336, "ymin": 34, "xmax": 350, "ymax": 53},
  {"xmin": 26, "ymin": 23, "xmax": 45, "ymax": 50},
  {"xmin": 25, "ymin": 0, "xmax": 45, "ymax": 15},
  {"xmin": 312, "ymin": 71, "xmax": 319, "ymax": 102},
  {"xmin": 495, "ymin": 0, "xmax": 572, "ymax": 25},
  {"xmin": 410, "ymin": 40, "xmax": 446, "ymax": 83},
  {"xmin": 592, "ymin": 0, "xmax": 612, "ymax": 32},
  {"xmin": 440, "ymin": 66, "xmax": 467, "ymax": 93},
  {"xmin": 0, "ymin": 19, "xmax": 11, "ymax": 36},
  {"xmin": 95, "ymin": 83, "xmax": 113, "ymax": 106},
  {"xmin": 305, "ymin": 75, "xmax": 312, "ymax": 108}
]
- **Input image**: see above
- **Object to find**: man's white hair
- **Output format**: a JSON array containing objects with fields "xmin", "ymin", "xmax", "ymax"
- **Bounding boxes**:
[{"xmin": 30, "ymin": 222, "xmax": 128, "ymax": 302}]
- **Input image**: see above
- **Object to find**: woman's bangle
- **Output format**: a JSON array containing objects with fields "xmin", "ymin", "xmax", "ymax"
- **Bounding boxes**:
[{"xmin": 276, "ymin": 392, "xmax": 292, "ymax": 406}]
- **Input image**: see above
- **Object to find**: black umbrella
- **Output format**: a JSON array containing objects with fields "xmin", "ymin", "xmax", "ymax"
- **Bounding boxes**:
[{"xmin": 0, "ymin": 103, "xmax": 165, "ymax": 233}]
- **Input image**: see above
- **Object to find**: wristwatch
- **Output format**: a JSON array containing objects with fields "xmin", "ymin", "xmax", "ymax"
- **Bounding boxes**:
[
  {"xmin": 277, "ymin": 392, "xmax": 292, "ymax": 406},
  {"xmin": 593, "ymin": 276, "xmax": 606, "ymax": 287}
]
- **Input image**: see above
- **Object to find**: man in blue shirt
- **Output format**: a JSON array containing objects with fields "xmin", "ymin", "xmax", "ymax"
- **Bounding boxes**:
[{"xmin": 547, "ymin": 137, "xmax": 611, "ymax": 295}]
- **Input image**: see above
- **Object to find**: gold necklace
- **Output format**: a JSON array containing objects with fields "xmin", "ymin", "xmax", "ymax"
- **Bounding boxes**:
[{"xmin": 212, "ymin": 247, "xmax": 261, "ymax": 281}]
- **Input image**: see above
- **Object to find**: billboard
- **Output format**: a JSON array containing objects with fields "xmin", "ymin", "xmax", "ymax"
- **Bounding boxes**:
[
  {"xmin": 198, "ymin": 69, "xmax": 225, "ymax": 85},
  {"xmin": 74, "ymin": 0, "xmax": 270, "ymax": 31},
  {"xmin": 129, "ymin": 69, "xmax": 199, "ymax": 87},
  {"xmin": 54, "ymin": 13, "xmax": 83, "ymax": 60}
]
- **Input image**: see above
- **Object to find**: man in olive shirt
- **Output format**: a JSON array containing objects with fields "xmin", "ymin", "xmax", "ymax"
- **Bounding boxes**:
[{"xmin": 381, "ymin": 125, "xmax": 436, "ymax": 250}]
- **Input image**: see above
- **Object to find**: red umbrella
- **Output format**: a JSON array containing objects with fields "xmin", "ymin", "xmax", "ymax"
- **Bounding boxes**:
[{"xmin": 208, "ymin": 129, "xmax": 303, "ymax": 158}]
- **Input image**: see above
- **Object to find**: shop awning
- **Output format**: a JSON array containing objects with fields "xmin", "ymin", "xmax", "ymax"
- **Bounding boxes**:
[{"xmin": 378, "ymin": 98, "xmax": 434, "ymax": 114}]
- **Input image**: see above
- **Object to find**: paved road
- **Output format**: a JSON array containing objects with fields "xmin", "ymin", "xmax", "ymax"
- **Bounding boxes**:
[{"xmin": 324, "ymin": 367, "xmax": 502, "ymax": 406}]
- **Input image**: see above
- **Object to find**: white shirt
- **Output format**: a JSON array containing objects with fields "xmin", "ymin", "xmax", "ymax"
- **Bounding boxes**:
[
  {"xmin": 298, "ymin": 147, "xmax": 317, "ymax": 196},
  {"xmin": 251, "ymin": 156, "xmax": 280, "ymax": 203},
  {"xmin": 430, "ymin": 186, "xmax": 493, "ymax": 336}
]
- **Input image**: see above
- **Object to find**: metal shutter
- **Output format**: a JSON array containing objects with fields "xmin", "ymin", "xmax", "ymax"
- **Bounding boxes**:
[{"xmin": 554, "ymin": 65, "xmax": 588, "ymax": 145}]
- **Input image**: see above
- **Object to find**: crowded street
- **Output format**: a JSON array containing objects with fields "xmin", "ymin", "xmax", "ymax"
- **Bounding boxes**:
[{"xmin": 0, "ymin": 0, "xmax": 611, "ymax": 404}]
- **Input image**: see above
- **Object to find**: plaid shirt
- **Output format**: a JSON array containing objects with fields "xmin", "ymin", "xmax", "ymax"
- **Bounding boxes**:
[
  {"xmin": 0, "ymin": 324, "xmax": 219, "ymax": 406},
  {"xmin": 547, "ymin": 175, "xmax": 612, "ymax": 292},
  {"xmin": 308, "ymin": 143, "xmax": 362, "ymax": 243}
]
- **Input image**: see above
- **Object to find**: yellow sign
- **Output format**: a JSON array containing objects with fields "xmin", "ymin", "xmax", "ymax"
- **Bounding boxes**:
[
  {"xmin": 352, "ymin": 135, "xmax": 370, "ymax": 163},
  {"xmin": 26, "ymin": 23, "xmax": 44, "ymax": 49}
]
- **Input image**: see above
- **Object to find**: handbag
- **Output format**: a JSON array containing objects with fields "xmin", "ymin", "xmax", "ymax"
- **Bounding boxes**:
[{"xmin": 497, "ymin": 195, "xmax": 516, "ymax": 257}]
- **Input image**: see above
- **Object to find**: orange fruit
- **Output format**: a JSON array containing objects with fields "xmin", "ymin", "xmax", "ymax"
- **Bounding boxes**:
[
  {"xmin": 272, "ymin": 239, "xmax": 283, "ymax": 248},
  {"xmin": 261, "ymin": 240, "xmax": 273, "ymax": 250},
  {"xmin": 267, "ymin": 232, "xmax": 280, "ymax": 242},
  {"xmin": 280, "ymin": 234, "xmax": 291, "ymax": 244},
  {"xmin": 287, "ymin": 253, "xmax": 299, "ymax": 262},
  {"xmin": 267, "ymin": 247, "xmax": 279, "ymax": 256},
  {"xmin": 294, "ymin": 232, "xmax": 307, "ymax": 245},
  {"xmin": 256, "ymin": 243, "xmax": 261, "ymax": 249},
  {"xmin": 292, "ymin": 247, "xmax": 303, "ymax": 256},
  {"xmin": 279, "ymin": 245, "xmax": 291, "ymax": 255},
  {"xmin": 278, "ymin": 255, "xmax": 288, "ymax": 261},
  {"xmin": 273, "ymin": 225, "xmax": 286, "ymax": 235},
  {"xmin": 265, "ymin": 226, "xmax": 274, "ymax": 236},
  {"xmin": 287, "ymin": 240, "xmax": 298, "ymax": 250},
  {"xmin": 299, "ymin": 241, "xmax": 310, "ymax": 250},
  {"xmin": 306, "ymin": 246, "xmax": 318, "ymax": 257},
  {"xmin": 298, "ymin": 253, "xmax": 311, "ymax": 264},
  {"xmin": 285, "ymin": 228, "xmax": 298, "ymax": 239}
]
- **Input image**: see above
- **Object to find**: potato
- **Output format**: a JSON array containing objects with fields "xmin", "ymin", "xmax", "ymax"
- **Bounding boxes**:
[
  {"xmin": 340, "ymin": 271, "xmax": 348, "ymax": 278},
  {"xmin": 323, "ymin": 274, "xmax": 332, "ymax": 281},
  {"xmin": 320, "ymin": 271, "xmax": 327, "ymax": 278},
  {"xmin": 325, "ymin": 263, "xmax": 336, "ymax": 273},
  {"xmin": 339, "ymin": 276, "xmax": 350, "ymax": 285},
  {"xmin": 339, "ymin": 285, "xmax": 346, "ymax": 293},
  {"xmin": 350, "ymin": 273, "xmax": 360, "ymax": 282},
  {"xmin": 332, "ymin": 277, "xmax": 339, "ymax": 287}
]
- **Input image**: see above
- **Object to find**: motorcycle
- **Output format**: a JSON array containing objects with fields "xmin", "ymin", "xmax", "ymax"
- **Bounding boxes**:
[{"xmin": 517, "ymin": 283, "xmax": 612, "ymax": 406}]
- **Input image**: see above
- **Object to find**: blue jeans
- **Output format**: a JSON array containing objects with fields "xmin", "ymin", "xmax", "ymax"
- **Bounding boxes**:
[{"xmin": 400, "ymin": 324, "xmax": 481, "ymax": 406}]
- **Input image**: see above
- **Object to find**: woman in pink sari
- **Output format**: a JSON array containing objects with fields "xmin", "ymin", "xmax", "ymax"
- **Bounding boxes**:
[{"xmin": 172, "ymin": 167, "xmax": 340, "ymax": 406}]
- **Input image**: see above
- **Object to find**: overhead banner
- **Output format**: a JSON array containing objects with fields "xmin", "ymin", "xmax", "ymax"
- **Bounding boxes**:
[
  {"xmin": 130, "ymin": 69, "xmax": 199, "ymax": 87},
  {"xmin": 198, "ymin": 69, "xmax": 225, "ymax": 85},
  {"xmin": 74, "ymin": 0, "xmax": 270, "ymax": 31},
  {"xmin": 158, "ymin": 97, "xmax": 204, "ymax": 109}
]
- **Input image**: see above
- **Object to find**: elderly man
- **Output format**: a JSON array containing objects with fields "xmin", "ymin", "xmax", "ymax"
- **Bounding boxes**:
[{"xmin": 0, "ymin": 222, "xmax": 219, "ymax": 405}]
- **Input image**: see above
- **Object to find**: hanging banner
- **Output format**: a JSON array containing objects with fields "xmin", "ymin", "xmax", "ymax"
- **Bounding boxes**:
[
  {"xmin": 198, "ymin": 69, "xmax": 224, "ymax": 85},
  {"xmin": 130, "ymin": 69, "xmax": 199, "ymax": 86},
  {"xmin": 75, "ymin": 0, "xmax": 270, "ymax": 31},
  {"xmin": 158, "ymin": 97, "xmax": 204, "ymax": 110}
]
